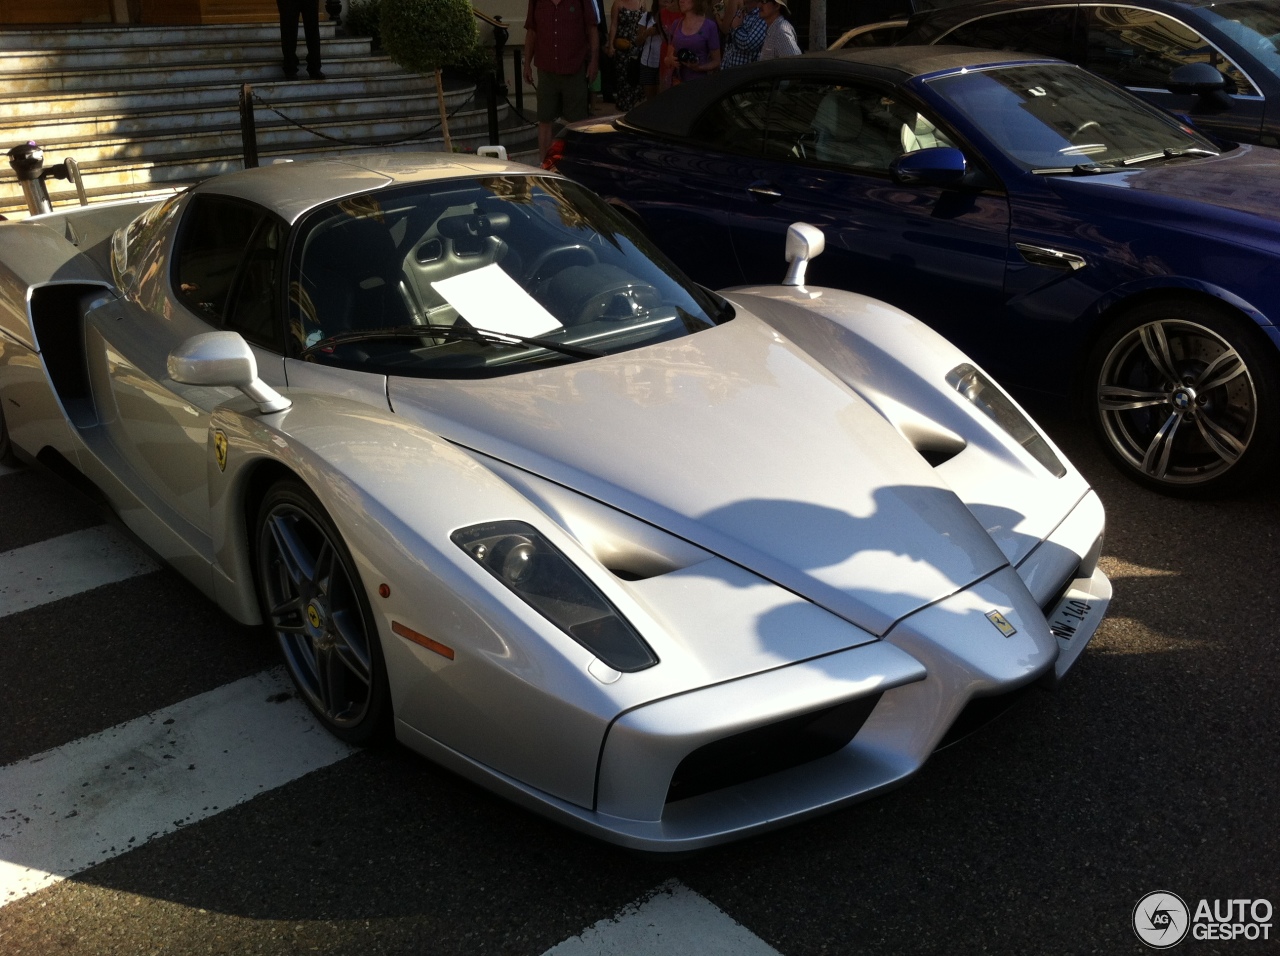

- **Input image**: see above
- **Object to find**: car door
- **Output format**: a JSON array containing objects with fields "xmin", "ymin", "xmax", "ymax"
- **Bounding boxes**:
[
  {"xmin": 724, "ymin": 76, "xmax": 1013, "ymax": 363},
  {"xmin": 1080, "ymin": 5, "xmax": 1266, "ymax": 145},
  {"xmin": 85, "ymin": 193, "xmax": 288, "ymax": 540},
  {"xmin": 609, "ymin": 80, "xmax": 772, "ymax": 290}
]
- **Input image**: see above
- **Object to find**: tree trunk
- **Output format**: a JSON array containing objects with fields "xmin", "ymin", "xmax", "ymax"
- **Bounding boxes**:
[{"xmin": 434, "ymin": 67, "xmax": 453, "ymax": 152}]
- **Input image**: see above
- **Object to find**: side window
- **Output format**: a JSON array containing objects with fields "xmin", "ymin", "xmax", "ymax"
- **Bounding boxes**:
[
  {"xmin": 764, "ymin": 78, "xmax": 952, "ymax": 172},
  {"xmin": 943, "ymin": 8, "xmax": 1079, "ymax": 62},
  {"xmin": 692, "ymin": 81, "xmax": 773, "ymax": 155},
  {"xmin": 1083, "ymin": 6, "xmax": 1258, "ymax": 96},
  {"xmin": 172, "ymin": 196, "xmax": 266, "ymax": 324},
  {"xmin": 224, "ymin": 216, "xmax": 285, "ymax": 351}
]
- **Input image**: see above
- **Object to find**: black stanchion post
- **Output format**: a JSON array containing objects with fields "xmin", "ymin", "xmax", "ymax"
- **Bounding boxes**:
[
  {"xmin": 485, "ymin": 71, "xmax": 501, "ymax": 147},
  {"xmin": 492, "ymin": 17, "xmax": 509, "ymax": 97},
  {"xmin": 513, "ymin": 48, "xmax": 524, "ymax": 117},
  {"xmin": 239, "ymin": 84, "xmax": 259, "ymax": 169}
]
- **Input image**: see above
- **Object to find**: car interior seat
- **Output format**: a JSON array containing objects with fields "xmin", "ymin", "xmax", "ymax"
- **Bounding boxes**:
[
  {"xmin": 812, "ymin": 91, "xmax": 866, "ymax": 164},
  {"xmin": 901, "ymin": 112, "xmax": 944, "ymax": 153},
  {"xmin": 298, "ymin": 214, "xmax": 411, "ymax": 339}
]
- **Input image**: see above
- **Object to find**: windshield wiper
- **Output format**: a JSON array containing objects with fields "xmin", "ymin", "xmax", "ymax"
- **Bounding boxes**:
[
  {"xmin": 1033, "ymin": 145, "xmax": 1219, "ymax": 176},
  {"xmin": 300, "ymin": 324, "xmax": 604, "ymax": 360}
]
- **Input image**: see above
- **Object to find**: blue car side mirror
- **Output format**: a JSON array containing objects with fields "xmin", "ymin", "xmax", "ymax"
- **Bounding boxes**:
[
  {"xmin": 890, "ymin": 147, "xmax": 967, "ymax": 187},
  {"xmin": 1167, "ymin": 62, "xmax": 1226, "ymax": 95},
  {"xmin": 1167, "ymin": 62, "xmax": 1233, "ymax": 112}
]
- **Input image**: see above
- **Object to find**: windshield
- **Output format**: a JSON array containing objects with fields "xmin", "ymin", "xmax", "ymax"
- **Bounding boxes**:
[
  {"xmin": 288, "ymin": 174, "xmax": 729, "ymax": 376},
  {"xmin": 925, "ymin": 63, "xmax": 1217, "ymax": 172},
  {"xmin": 1206, "ymin": 1, "xmax": 1280, "ymax": 80}
]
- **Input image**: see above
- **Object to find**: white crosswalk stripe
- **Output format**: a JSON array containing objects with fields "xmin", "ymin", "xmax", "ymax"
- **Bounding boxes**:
[
  {"xmin": 0, "ymin": 668, "xmax": 354, "ymax": 907},
  {"xmin": 543, "ymin": 880, "xmax": 783, "ymax": 955},
  {"xmin": 0, "ymin": 511, "xmax": 784, "ymax": 954},
  {"xmin": 0, "ymin": 525, "xmax": 158, "ymax": 617}
]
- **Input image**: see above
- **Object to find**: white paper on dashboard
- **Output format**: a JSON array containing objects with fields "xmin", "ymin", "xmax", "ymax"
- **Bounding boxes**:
[{"xmin": 430, "ymin": 263, "xmax": 563, "ymax": 338}]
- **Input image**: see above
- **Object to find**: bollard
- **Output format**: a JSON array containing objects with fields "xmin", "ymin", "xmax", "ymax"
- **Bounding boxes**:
[
  {"xmin": 239, "ymin": 84, "xmax": 259, "ymax": 169},
  {"xmin": 7, "ymin": 141, "xmax": 52, "ymax": 217}
]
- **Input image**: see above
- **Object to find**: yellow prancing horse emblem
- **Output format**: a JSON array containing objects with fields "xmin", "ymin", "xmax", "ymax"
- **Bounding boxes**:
[
  {"xmin": 214, "ymin": 430, "xmax": 228, "ymax": 472},
  {"xmin": 985, "ymin": 610, "xmax": 1017, "ymax": 637},
  {"xmin": 307, "ymin": 604, "xmax": 322, "ymax": 628}
]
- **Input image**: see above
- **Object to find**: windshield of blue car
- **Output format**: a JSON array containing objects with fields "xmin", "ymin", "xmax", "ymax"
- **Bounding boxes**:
[
  {"xmin": 925, "ymin": 63, "xmax": 1218, "ymax": 173},
  {"xmin": 288, "ymin": 174, "xmax": 731, "ymax": 376},
  {"xmin": 1206, "ymin": 1, "xmax": 1280, "ymax": 80}
]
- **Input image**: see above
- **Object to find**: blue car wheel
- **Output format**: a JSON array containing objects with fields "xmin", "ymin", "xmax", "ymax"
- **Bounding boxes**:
[{"xmin": 1089, "ymin": 300, "xmax": 1280, "ymax": 497}]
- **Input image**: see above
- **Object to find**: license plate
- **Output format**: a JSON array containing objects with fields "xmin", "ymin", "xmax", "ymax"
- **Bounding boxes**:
[{"xmin": 1048, "ymin": 595, "xmax": 1094, "ymax": 644}]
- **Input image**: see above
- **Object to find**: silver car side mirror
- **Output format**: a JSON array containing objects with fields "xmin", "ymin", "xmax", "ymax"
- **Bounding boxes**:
[
  {"xmin": 168, "ymin": 331, "xmax": 291, "ymax": 414},
  {"xmin": 783, "ymin": 222, "xmax": 825, "ymax": 289}
]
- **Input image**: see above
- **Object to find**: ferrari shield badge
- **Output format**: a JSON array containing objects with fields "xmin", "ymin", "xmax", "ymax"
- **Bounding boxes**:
[
  {"xmin": 214, "ymin": 430, "xmax": 228, "ymax": 472},
  {"xmin": 985, "ymin": 610, "xmax": 1017, "ymax": 637}
]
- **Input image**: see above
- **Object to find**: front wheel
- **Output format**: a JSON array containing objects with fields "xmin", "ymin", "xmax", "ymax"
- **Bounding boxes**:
[
  {"xmin": 1086, "ymin": 300, "xmax": 1279, "ymax": 496},
  {"xmin": 254, "ymin": 479, "xmax": 391, "ymax": 744}
]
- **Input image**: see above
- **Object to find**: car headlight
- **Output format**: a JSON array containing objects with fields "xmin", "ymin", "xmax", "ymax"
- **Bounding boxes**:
[
  {"xmin": 452, "ymin": 520, "xmax": 658, "ymax": 672},
  {"xmin": 947, "ymin": 363, "xmax": 1066, "ymax": 477}
]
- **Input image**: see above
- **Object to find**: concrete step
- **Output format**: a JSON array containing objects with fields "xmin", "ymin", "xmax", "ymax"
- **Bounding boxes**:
[
  {"xmin": 0, "ymin": 120, "xmax": 542, "ymax": 219},
  {"xmin": 0, "ymin": 70, "xmax": 440, "ymax": 121},
  {"xmin": 3, "ymin": 90, "xmax": 497, "ymax": 168},
  {"xmin": 0, "ymin": 86, "xmax": 454, "ymax": 145},
  {"xmin": 0, "ymin": 21, "xmax": 538, "ymax": 221},
  {"xmin": 3, "ymin": 53, "xmax": 405, "ymax": 96},
  {"xmin": 0, "ymin": 22, "xmax": 328, "ymax": 50},
  {"xmin": 0, "ymin": 36, "xmax": 371, "ymax": 74}
]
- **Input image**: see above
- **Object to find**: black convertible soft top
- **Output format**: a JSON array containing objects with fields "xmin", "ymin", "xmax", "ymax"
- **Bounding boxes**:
[{"xmin": 622, "ymin": 45, "xmax": 1056, "ymax": 138}]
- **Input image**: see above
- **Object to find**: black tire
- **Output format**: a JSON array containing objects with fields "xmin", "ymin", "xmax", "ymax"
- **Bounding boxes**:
[
  {"xmin": 254, "ymin": 479, "xmax": 391, "ymax": 744},
  {"xmin": 1086, "ymin": 299, "xmax": 1280, "ymax": 496}
]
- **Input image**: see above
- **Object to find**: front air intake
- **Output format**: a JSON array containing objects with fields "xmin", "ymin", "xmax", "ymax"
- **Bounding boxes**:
[{"xmin": 665, "ymin": 694, "xmax": 882, "ymax": 803}]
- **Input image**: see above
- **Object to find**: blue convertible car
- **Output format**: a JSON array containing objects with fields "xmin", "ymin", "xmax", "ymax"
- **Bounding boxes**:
[{"xmin": 548, "ymin": 46, "xmax": 1280, "ymax": 495}]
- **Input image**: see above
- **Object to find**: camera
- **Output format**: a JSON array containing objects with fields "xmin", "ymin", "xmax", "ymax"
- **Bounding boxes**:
[{"xmin": 676, "ymin": 48, "xmax": 699, "ymax": 65}]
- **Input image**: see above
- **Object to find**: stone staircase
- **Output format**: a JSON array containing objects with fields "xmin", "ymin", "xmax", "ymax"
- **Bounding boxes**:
[{"xmin": 0, "ymin": 21, "xmax": 538, "ymax": 219}]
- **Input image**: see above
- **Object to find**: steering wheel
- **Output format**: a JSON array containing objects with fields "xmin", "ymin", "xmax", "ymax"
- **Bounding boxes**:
[
  {"xmin": 1069, "ymin": 120, "xmax": 1103, "ymax": 142},
  {"xmin": 526, "ymin": 243, "xmax": 597, "ymax": 283}
]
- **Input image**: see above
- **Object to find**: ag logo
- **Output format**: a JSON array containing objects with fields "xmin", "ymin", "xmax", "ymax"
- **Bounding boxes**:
[
  {"xmin": 1134, "ymin": 891, "xmax": 1190, "ymax": 948},
  {"xmin": 213, "ymin": 430, "xmax": 228, "ymax": 472}
]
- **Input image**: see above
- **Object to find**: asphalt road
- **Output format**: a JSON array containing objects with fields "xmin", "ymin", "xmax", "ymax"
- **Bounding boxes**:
[{"xmin": 0, "ymin": 413, "xmax": 1276, "ymax": 956}]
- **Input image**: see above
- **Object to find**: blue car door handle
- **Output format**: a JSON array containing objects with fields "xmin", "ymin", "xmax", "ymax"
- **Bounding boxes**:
[{"xmin": 748, "ymin": 181, "xmax": 783, "ymax": 203}]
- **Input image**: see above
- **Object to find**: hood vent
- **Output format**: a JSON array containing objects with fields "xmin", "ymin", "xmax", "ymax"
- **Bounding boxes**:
[{"xmin": 479, "ymin": 454, "xmax": 711, "ymax": 582}]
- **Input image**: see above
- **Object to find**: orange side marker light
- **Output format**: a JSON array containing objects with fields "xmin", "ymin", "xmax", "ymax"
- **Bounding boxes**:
[{"xmin": 392, "ymin": 621, "xmax": 455, "ymax": 660}]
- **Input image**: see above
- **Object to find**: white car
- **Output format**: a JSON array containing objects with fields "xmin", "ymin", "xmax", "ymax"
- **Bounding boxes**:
[{"xmin": 0, "ymin": 154, "xmax": 1110, "ymax": 850}]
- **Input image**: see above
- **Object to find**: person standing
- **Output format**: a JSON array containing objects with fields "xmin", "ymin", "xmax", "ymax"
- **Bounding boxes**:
[
  {"xmin": 718, "ymin": 0, "xmax": 766, "ymax": 69},
  {"xmin": 759, "ymin": 0, "xmax": 801, "ymax": 60},
  {"xmin": 606, "ymin": 0, "xmax": 646, "ymax": 111},
  {"xmin": 666, "ymin": 0, "xmax": 720, "ymax": 83},
  {"xmin": 524, "ymin": 0, "xmax": 600, "ymax": 160},
  {"xmin": 277, "ymin": 0, "xmax": 324, "ymax": 79}
]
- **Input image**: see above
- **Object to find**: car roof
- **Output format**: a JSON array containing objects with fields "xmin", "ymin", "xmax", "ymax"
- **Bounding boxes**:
[
  {"xmin": 192, "ymin": 152, "xmax": 546, "ymax": 224},
  {"xmin": 912, "ymin": 0, "xmax": 1233, "ymax": 24},
  {"xmin": 622, "ymin": 45, "xmax": 1059, "ymax": 138}
]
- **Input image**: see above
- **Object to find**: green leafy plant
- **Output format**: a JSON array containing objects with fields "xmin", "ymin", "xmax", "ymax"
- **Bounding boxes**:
[
  {"xmin": 380, "ymin": 0, "xmax": 480, "ymax": 152},
  {"xmin": 344, "ymin": 0, "xmax": 383, "ymax": 51}
]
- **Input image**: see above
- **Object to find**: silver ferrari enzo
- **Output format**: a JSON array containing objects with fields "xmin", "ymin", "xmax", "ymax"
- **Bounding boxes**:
[{"xmin": 0, "ymin": 154, "xmax": 1110, "ymax": 851}]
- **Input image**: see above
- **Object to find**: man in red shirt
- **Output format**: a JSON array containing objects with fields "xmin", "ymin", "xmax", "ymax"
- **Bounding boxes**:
[{"xmin": 523, "ymin": 0, "xmax": 600, "ymax": 160}]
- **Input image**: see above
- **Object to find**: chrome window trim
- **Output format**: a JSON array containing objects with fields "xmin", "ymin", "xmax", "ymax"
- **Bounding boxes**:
[
  {"xmin": 935, "ymin": 3, "xmax": 1266, "ymax": 102},
  {"xmin": 1079, "ymin": 3, "xmax": 1264, "ymax": 99}
]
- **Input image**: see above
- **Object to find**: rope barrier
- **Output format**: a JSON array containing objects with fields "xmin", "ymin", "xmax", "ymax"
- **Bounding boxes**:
[{"xmin": 249, "ymin": 84, "xmax": 481, "ymax": 149}]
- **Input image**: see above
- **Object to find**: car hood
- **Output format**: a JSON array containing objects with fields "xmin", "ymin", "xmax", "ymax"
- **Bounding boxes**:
[
  {"xmin": 387, "ymin": 313, "xmax": 1008, "ymax": 637},
  {"xmin": 1049, "ymin": 146, "xmax": 1280, "ymax": 226}
]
